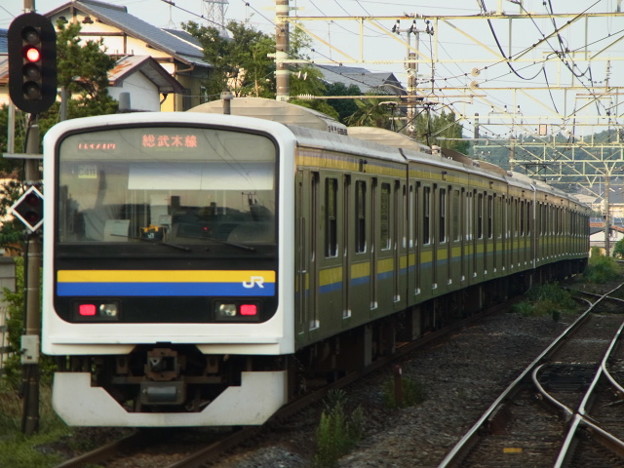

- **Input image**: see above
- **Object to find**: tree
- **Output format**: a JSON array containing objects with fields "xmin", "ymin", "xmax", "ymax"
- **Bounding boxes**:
[
  {"xmin": 413, "ymin": 109, "xmax": 470, "ymax": 154},
  {"xmin": 325, "ymin": 82, "xmax": 362, "ymax": 125},
  {"xmin": 346, "ymin": 98, "xmax": 396, "ymax": 129},
  {"xmin": 184, "ymin": 20, "xmax": 276, "ymax": 99}
]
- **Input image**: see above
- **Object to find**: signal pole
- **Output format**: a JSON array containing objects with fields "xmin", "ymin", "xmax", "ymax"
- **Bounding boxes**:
[
  {"xmin": 21, "ymin": 116, "xmax": 41, "ymax": 435},
  {"xmin": 8, "ymin": 0, "xmax": 56, "ymax": 435},
  {"xmin": 22, "ymin": 0, "xmax": 40, "ymax": 435}
]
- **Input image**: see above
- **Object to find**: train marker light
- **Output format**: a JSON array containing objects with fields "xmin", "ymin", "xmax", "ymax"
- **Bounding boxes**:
[
  {"xmin": 10, "ymin": 186, "xmax": 44, "ymax": 232},
  {"xmin": 8, "ymin": 12, "xmax": 57, "ymax": 114},
  {"xmin": 240, "ymin": 304, "xmax": 258, "ymax": 316},
  {"xmin": 78, "ymin": 304, "xmax": 97, "ymax": 316}
]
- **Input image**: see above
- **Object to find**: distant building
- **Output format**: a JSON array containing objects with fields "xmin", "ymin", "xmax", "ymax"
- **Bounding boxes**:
[{"xmin": 316, "ymin": 65, "xmax": 405, "ymax": 96}]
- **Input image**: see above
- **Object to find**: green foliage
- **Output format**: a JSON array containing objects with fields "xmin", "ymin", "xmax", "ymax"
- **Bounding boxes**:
[
  {"xmin": 613, "ymin": 238, "xmax": 624, "ymax": 259},
  {"xmin": 584, "ymin": 251, "xmax": 621, "ymax": 284},
  {"xmin": 325, "ymin": 82, "xmax": 362, "ymax": 124},
  {"xmin": 0, "ymin": 382, "xmax": 69, "ymax": 468},
  {"xmin": 512, "ymin": 282, "xmax": 575, "ymax": 320},
  {"xmin": 0, "ymin": 106, "xmax": 28, "ymax": 174},
  {"xmin": 384, "ymin": 375, "xmax": 427, "ymax": 408},
  {"xmin": 2, "ymin": 257, "xmax": 24, "ymax": 388},
  {"xmin": 184, "ymin": 20, "xmax": 276, "ymax": 99},
  {"xmin": 0, "ymin": 181, "xmax": 28, "ymax": 252},
  {"xmin": 413, "ymin": 109, "xmax": 470, "ymax": 153},
  {"xmin": 345, "ymin": 98, "xmax": 396, "ymax": 129},
  {"xmin": 313, "ymin": 389, "xmax": 363, "ymax": 468}
]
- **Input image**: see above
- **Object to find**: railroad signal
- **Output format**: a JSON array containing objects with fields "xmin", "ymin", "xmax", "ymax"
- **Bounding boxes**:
[
  {"xmin": 11, "ymin": 186, "xmax": 44, "ymax": 232},
  {"xmin": 8, "ymin": 12, "xmax": 57, "ymax": 114}
]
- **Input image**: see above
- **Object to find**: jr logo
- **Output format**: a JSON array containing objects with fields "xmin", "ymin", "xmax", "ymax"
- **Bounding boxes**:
[{"xmin": 242, "ymin": 276, "xmax": 265, "ymax": 289}]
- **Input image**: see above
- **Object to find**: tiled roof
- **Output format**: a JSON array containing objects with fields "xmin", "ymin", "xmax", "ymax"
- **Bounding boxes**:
[
  {"xmin": 317, "ymin": 65, "xmax": 405, "ymax": 95},
  {"xmin": 45, "ymin": 0, "xmax": 210, "ymax": 68}
]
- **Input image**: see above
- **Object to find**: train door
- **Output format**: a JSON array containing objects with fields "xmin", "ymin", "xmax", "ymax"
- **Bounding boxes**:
[
  {"xmin": 409, "ymin": 183, "xmax": 421, "ymax": 297},
  {"xmin": 371, "ymin": 178, "xmax": 379, "ymax": 310},
  {"xmin": 352, "ymin": 177, "xmax": 373, "ymax": 316},
  {"xmin": 342, "ymin": 175, "xmax": 352, "ymax": 318},
  {"xmin": 423, "ymin": 185, "xmax": 434, "ymax": 293},
  {"xmin": 459, "ymin": 188, "xmax": 466, "ymax": 283},
  {"xmin": 295, "ymin": 170, "xmax": 318, "ymax": 337},
  {"xmin": 394, "ymin": 180, "xmax": 403, "ymax": 304}
]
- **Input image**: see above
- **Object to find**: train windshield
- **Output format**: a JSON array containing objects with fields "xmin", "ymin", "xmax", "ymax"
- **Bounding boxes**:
[{"xmin": 56, "ymin": 126, "xmax": 277, "ymax": 251}]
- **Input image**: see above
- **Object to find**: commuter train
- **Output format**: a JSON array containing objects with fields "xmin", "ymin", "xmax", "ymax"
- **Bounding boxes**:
[{"xmin": 42, "ymin": 98, "xmax": 590, "ymax": 426}]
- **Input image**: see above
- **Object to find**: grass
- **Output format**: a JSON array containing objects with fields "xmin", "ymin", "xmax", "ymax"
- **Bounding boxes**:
[
  {"xmin": 583, "ymin": 248, "xmax": 621, "ymax": 284},
  {"xmin": 512, "ymin": 282, "xmax": 576, "ymax": 320},
  {"xmin": 384, "ymin": 375, "xmax": 427, "ymax": 409},
  {"xmin": 313, "ymin": 389, "xmax": 363, "ymax": 468},
  {"xmin": 0, "ymin": 381, "xmax": 71, "ymax": 468}
]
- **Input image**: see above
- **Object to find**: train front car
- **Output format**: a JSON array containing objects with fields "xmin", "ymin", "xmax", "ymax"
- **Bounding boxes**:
[{"xmin": 42, "ymin": 113, "xmax": 296, "ymax": 426}]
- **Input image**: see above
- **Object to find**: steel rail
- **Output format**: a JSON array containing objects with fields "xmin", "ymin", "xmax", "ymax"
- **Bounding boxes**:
[
  {"xmin": 438, "ymin": 282, "xmax": 624, "ymax": 467},
  {"xmin": 554, "ymin": 319, "xmax": 624, "ymax": 466}
]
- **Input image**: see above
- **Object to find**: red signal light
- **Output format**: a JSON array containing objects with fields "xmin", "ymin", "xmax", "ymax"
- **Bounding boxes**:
[
  {"xmin": 8, "ymin": 13, "xmax": 57, "ymax": 113},
  {"xmin": 24, "ymin": 46, "xmax": 41, "ymax": 63}
]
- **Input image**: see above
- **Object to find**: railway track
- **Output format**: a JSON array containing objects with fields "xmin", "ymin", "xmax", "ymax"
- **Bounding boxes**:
[
  {"xmin": 53, "ymin": 301, "xmax": 504, "ymax": 468},
  {"xmin": 439, "ymin": 282, "xmax": 624, "ymax": 467}
]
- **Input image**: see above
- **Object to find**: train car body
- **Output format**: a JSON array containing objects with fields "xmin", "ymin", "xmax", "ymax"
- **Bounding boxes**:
[{"xmin": 42, "ymin": 99, "xmax": 590, "ymax": 427}]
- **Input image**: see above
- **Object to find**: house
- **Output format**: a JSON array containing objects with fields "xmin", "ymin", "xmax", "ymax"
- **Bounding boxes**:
[
  {"xmin": 108, "ymin": 55, "xmax": 186, "ymax": 112},
  {"xmin": 0, "ymin": 0, "xmax": 212, "ymax": 112},
  {"xmin": 589, "ymin": 219, "xmax": 624, "ymax": 255},
  {"xmin": 316, "ymin": 65, "xmax": 405, "ymax": 96},
  {"xmin": 44, "ymin": 0, "xmax": 212, "ymax": 111}
]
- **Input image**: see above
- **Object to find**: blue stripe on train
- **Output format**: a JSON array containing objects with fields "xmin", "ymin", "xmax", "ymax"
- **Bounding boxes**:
[{"xmin": 57, "ymin": 282, "xmax": 275, "ymax": 297}]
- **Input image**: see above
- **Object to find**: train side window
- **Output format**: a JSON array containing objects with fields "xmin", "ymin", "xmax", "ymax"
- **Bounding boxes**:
[
  {"xmin": 423, "ymin": 186, "xmax": 431, "ymax": 245},
  {"xmin": 487, "ymin": 195, "xmax": 493, "ymax": 239},
  {"xmin": 477, "ymin": 193, "xmax": 484, "ymax": 239},
  {"xmin": 355, "ymin": 180, "xmax": 367, "ymax": 253},
  {"xmin": 380, "ymin": 183, "xmax": 391, "ymax": 250},
  {"xmin": 325, "ymin": 178, "xmax": 338, "ymax": 258},
  {"xmin": 465, "ymin": 191, "xmax": 473, "ymax": 241},
  {"xmin": 409, "ymin": 185, "xmax": 415, "ymax": 248},
  {"xmin": 439, "ymin": 188, "xmax": 447, "ymax": 243},
  {"xmin": 452, "ymin": 189, "xmax": 460, "ymax": 242}
]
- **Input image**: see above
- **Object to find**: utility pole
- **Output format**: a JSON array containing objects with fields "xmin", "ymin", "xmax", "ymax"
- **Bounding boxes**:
[
  {"xmin": 391, "ymin": 19, "xmax": 433, "ymax": 136},
  {"xmin": 275, "ymin": 0, "xmax": 289, "ymax": 101}
]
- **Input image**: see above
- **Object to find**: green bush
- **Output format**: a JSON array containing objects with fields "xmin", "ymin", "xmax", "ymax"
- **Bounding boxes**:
[
  {"xmin": 512, "ymin": 282, "xmax": 575, "ymax": 320},
  {"xmin": 313, "ymin": 389, "xmax": 363, "ymax": 468},
  {"xmin": 384, "ymin": 375, "xmax": 427, "ymax": 408},
  {"xmin": 584, "ymin": 252, "xmax": 621, "ymax": 284}
]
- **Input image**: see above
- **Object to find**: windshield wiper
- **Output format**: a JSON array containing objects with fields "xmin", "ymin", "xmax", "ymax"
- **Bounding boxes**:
[
  {"xmin": 109, "ymin": 234, "xmax": 191, "ymax": 252},
  {"xmin": 174, "ymin": 233, "xmax": 256, "ymax": 252}
]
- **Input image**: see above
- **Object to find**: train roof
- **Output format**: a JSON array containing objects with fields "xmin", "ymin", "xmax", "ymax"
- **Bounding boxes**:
[
  {"xmin": 347, "ymin": 127, "xmax": 431, "ymax": 154},
  {"xmin": 187, "ymin": 97, "xmax": 348, "ymax": 135}
]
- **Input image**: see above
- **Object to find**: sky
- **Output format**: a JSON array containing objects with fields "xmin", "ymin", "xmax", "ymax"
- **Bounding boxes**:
[{"xmin": 2, "ymin": 0, "xmax": 624, "ymax": 140}]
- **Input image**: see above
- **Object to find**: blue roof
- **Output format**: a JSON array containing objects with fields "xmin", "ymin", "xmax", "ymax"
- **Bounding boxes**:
[
  {"xmin": 0, "ymin": 29, "xmax": 7, "ymax": 54},
  {"xmin": 46, "ymin": 0, "xmax": 211, "ymax": 68}
]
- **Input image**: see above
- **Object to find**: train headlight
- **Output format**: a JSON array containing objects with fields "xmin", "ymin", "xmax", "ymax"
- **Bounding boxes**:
[
  {"xmin": 217, "ymin": 303, "xmax": 237, "ymax": 318},
  {"xmin": 99, "ymin": 303, "xmax": 118, "ymax": 317}
]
